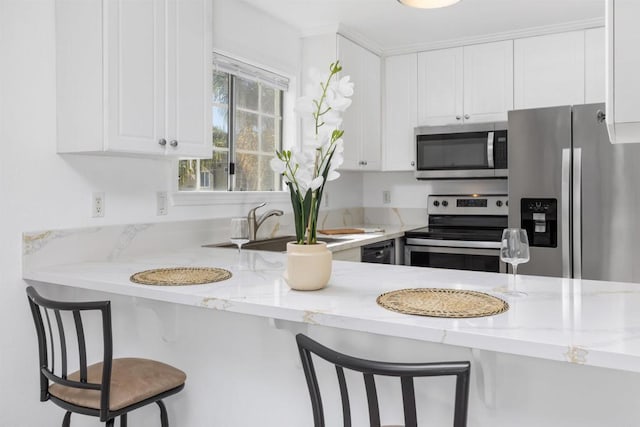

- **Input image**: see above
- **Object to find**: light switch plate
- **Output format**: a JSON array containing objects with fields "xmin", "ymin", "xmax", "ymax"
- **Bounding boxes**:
[{"xmin": 157, "ymin": 191, "xmax": 168, "ymax": 216}]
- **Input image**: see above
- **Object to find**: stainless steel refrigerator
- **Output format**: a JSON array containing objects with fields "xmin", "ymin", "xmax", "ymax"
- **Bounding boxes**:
[{"xmin": 508, "ymin": 103, "xmax": 640, "ymax": 282}]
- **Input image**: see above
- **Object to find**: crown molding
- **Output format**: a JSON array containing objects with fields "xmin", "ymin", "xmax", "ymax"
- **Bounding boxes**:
[
  {"xmin": 336, "ymin": 24, "xmax": 385, "ymax": 56},
  {"xmin": 300, "ymin": 24, "xmax": 385, "ymax": 56},
  {"xmin": 300, "ymin": 24, "xmax": 340, "ymax": 38},
  {"xmin": 383, "ymin": 17, "xmax": 604, "ymax": 56}
]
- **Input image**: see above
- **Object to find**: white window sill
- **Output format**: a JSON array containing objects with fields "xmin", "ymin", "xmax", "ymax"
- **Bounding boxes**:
[{"xmin": 171, "ymin": 191, "xmax": 290, "ymax": 206}]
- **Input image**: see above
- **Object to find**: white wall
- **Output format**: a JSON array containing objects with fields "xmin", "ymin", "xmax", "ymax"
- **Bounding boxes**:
[
  {"xmin": 0, "ymin": 0, "xmax": 342, "ymax": 425},
  {"xmin": 363, "ymin": 171, "xmax": 507, "ymax": 208}
]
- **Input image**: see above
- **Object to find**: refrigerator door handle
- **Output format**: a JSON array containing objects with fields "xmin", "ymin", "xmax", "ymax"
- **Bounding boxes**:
[
  {"xmin": 487, "ymin": 132, "xmax": 495, "ymax": 168},
  {"xmin": 561, "ymin": 148, "xmax": 571, "ymax": 278},
  {"xmin": 572, "ymin": 148, "xmax": 582, "ymax": 279}
]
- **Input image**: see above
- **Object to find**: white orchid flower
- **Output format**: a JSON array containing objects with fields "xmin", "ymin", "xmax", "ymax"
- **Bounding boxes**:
[
  {"xmin": 321, "ymin": 109, "xmax": 343, "ymax": 126},
  {"xmin": 325, "ymin": 88, "xmax": 352, "ymax": 112},
  {"xmin": 326, "ymin": 170, "xmax": 340, "ymax": 181},
  {"xmin": 331, "ymin": 75, "xmax": 354, "ymax": 97},
  {"xmin": 270, "ymin": 60, "xmax": 353, "ymax": 244},
  {"xmin": 270, "ymin": 157, "xmax": 286, "ymax": 174},
  {"xmin": 309, "ymin": 176, "xmax": 324, "ymax": 191}
]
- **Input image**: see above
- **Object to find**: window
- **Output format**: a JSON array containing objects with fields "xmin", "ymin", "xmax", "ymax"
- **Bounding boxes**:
[{"xmin": 178, "ymin": 55, "xmax": 287, "ymax": 192}]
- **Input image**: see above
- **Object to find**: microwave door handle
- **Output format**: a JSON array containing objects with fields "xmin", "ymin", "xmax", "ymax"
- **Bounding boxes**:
[{"xmin": 487, "ymin": 132, "xmax": 495, "ymax": 168}]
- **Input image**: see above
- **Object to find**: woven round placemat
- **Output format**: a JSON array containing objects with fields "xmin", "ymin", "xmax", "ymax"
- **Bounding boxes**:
[
  {"xmin": 130, "ymin": 267, "xmax": 232, "ymax": 286},
  {"xmin": 377, "ymin": 288, "xmax": 508, "ymax": 318}
]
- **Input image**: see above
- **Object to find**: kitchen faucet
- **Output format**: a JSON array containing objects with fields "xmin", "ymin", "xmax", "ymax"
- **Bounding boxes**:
[{"xmin": 247, "ymin": 202, "xmax": 284, "ymax": 241}]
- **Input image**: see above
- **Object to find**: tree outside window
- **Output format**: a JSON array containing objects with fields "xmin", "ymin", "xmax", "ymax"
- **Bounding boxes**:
[{"xmin": 178, "ymin": 69, "xmax": 283, "ymax": 192}]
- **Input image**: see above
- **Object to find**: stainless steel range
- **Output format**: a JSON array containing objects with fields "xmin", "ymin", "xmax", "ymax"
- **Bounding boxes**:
[{"xmin": 404, "ymin": 194, "xmax": 509, "ymax": 273}]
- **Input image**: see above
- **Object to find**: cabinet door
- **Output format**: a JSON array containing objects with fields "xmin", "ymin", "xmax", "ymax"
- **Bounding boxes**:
[
  {"xmin": 360, "ymin": 47, "xmax": 381, "ymax": 170},
  {"xmin": 166, "ymin": 0, "xmax": 212, "ymax": 157},
  {"xmin": 417, "ymin": 47, "xmax": 463, "ymax": 126},
  {"xmin": 585, "ymin": 27, "xmax": 605, "ymax": 103},
  {"xmin": 106, "ymin": 0, "xmax": 165, "ymax": 154},
  {"xmin": 607, "ymin": 0, "xmax": 640, "ymax": 143},
  {"xmin": 463, "ymin": 40, "xmax": 513, "ymax": 123},
  {"xmin": 514, "ymin": 31, "xmax": 585, "ymax": 109},
  {"xmin": 383, "ymin": 54, "xmax": 417, "ymax": 171},
  {"xmin": 337, "ymin": 35, "xmax": 363, "ymax": 170}
]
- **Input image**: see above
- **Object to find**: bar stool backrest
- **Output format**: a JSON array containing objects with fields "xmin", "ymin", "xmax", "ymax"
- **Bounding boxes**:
[
  {"xmin": 296, "ymin": 333, "xmax": 471, "ymax": 427},
  {"xmin": 26, "ymin": 286, "xmax": 114, "ymax": 421}
]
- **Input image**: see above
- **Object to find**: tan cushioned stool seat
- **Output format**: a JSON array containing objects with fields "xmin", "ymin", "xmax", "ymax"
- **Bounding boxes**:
[{"xmin": 49, "ymin": 357, "xmax": 186, "ymax": 411}]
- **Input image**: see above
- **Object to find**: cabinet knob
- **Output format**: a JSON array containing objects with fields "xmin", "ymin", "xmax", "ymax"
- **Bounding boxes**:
[
  {"xmin": 169, "ymin": 140, "xmax": 178, "ymax": 147},
  {"xmin": 455, "ymin": 115, "xmax": 461, "ymax": 120},
  {"xmin": 410, "ymin": 161, "xmax": 415, "ymax": 167},
  {"xmin": 158, "ymin": 138, "xmax": 167, "ymax": 146},
  {"xmin": 464, "ymin": 114, "xmax": 470, "ymax": 119}
]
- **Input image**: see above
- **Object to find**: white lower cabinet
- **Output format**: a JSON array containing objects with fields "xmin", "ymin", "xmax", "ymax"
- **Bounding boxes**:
[
  {"xmin": 56, "ymin": 0, "xmax": 212, "ymax": 157},
  {"xmin": 514, "ymin": 31, "xmax": 585, "ymax": 109},
  {"xmin": 383, "ymin": 53, "xmax": 417, "ymax": 171}
]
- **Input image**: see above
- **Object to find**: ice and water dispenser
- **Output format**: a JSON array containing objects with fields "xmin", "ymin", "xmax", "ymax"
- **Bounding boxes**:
[{"xmin": 520, "ymin": 198, "xmax": 557, "ymax": 247}]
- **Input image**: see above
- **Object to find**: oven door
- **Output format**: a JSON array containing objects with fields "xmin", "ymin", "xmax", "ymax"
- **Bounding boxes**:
[{"xmin": 404, "ymin": 240, "xmax": 506, "ymax": 273}]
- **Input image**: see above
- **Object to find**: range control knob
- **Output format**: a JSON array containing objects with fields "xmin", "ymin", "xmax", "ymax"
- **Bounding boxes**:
[
  {"xmin": 442, "ymin": 200, "xmax": 449, "ymax": 207},
  {"xmin": 506, "ymin": 200, "xmax": 509, "ymax": 206},
  {"xmin": 496, "ymin": 200, "xmax": 503, "ymax": 207},
  {"xmin": 433, "ymin": 200, "xmax": 440, "ymax": 207}
]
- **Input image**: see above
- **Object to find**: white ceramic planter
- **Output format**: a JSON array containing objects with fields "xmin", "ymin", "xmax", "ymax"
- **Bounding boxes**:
[{"xmin": 286, "ymin": 242, "xmax": 332, "ymax": 291}]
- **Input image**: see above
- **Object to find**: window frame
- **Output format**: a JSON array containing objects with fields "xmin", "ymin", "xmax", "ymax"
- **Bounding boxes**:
[{"xmin": 172, "ymin": 54, "xmax": 296, "ymax": 207}]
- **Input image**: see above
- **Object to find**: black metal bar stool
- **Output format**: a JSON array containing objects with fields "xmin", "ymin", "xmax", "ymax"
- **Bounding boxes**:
[
  {"xmin": 26, "ymin": 286, "xmax": 186, "ymax": 426},
  {"xmin": 296, "ymin": 333, "xmax": 471, "ymax": 427}
]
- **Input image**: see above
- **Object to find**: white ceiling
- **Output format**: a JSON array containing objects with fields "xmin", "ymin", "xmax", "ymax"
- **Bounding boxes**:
[{"xmin": 240, "ymin": 0, "xmax": 604, "ymax": 54}]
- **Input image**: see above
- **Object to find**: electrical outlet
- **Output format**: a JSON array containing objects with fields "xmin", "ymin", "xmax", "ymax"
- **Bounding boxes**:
[
  {"xmin": 92, "ymin": 192, "xmax": 105, "ymax": 217},
  {"xmin": 157, "ymin": 191, "xmax": 168, "ymax": 216},
  {"xmin": 383, "ymin": 190, "xmax": 391, "ymax": 204}
]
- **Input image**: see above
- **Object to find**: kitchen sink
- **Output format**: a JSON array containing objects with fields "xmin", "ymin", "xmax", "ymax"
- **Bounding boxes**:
[{"xmin": 204, "ymin": 235, "xmax": 349, "ymax": 252}]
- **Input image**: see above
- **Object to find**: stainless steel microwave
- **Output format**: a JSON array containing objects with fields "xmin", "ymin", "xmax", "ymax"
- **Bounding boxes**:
[{"xmin": 414, "ymin": 122, "xmax": 508, "ymax": 179}]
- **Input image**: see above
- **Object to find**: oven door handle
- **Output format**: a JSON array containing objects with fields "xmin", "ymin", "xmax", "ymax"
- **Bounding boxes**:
[{"xmin": 405, "ymin": 238, "xmax": 501, "ymax": 249}]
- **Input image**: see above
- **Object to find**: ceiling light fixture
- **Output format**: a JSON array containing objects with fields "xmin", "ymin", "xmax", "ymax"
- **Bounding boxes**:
[{"xmin": 397, "ymin": 0, "xmax": 461, "ymax": 8}]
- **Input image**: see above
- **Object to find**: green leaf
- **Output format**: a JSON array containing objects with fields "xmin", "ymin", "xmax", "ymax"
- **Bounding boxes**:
[{"xmin": 288, "ymin": 182, "xmax": 304, "ymax": 242}]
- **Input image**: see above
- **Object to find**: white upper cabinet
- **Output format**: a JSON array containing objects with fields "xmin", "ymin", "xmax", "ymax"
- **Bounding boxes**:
[
  {"xmin": 56, "ymin": 0, "xmax": 212, "ymax": 157},
  {"xmin": 463, "ymin": 40, "xmax": 513, "ymax": 123},
  {"xmin": 383, "ymin": 53, "xmax": 417, "ymax": 171},
  {"xmin": 337, "ymin": 35, "xmax": 382, "ymax": 171},
  {"xmin": 417, "ymin": 47, "xmax": 463, "ymax": 126},
  {"xmin": 417, "ymin": 40, "xmax": 513, "ymax": 126},
  {"xmin": 301, "ymin": 34, "xmax": 382, "ymax": 171},
  {"xmin": 585, "ymin": 27, "xmax": 605, "ymax": 103},
  {"xmin": 606, "ymin": 0, "xmax": 640, "ymax": 144},
  {"xmin": 514, "ymin": 31, "xmax": 585, "ymax": 109}
]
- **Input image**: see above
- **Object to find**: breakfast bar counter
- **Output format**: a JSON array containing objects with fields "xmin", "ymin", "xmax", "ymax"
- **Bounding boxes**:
[{"xmin": 23, "ymin": 245, "xmax": 640, "ymax": 374}]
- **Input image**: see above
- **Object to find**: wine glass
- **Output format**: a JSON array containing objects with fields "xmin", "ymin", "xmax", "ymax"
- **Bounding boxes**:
[
  {"xmin": 230, "ymin": 217, "xmax": 250, "ymax": 253},
  {"xmin": 500, "ymin": 228, "xmax": 530, "ymax": 297}
]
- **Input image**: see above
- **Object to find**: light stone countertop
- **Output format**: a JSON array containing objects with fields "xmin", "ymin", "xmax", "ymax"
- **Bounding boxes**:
[
  {"xmin": 23, "ymin": 243, "xmax": 640, "ymax": 374},
  {"xmin": 315, "ymin": 224, "xmax": 420, "ymax": 252}
]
